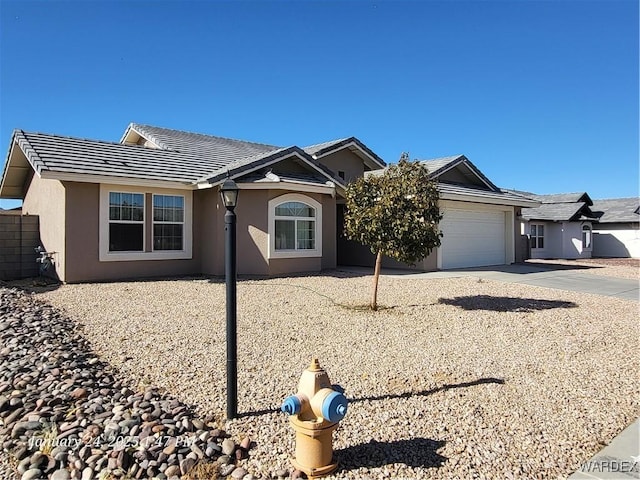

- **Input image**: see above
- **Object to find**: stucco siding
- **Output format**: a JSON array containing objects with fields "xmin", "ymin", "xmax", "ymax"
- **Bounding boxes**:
[
  {"xmin": 321, "ymin": 195, "xmax": 337, "ymax": 270},
  {"xmin": 561, "ymin": 222, "xmax": 592, "ymax": 259},
  {"xmin": 315, "ymin": 150, "xmax": 365, "ymax": 183},
  {"xmin": 204, "ymin": 188, "xmax": 336, "ymax": 277},
  {"xmin": 22, "ymin": 175, "xmax": 66, "ymax": 280},
  {"xmin": 528, "ymin": 221, "xmax": 593, "ymax": 259},
  {"xmin": 195, "ymin": 188, "xmax": 220, "ymax": 276},
  {"xmin": 593, "ymin": 223, "xmax": 640, "ymax": 258},
  {"xmin": 63, "ymin": 182, "xmax": 200, "ymax": 283},
  {"xmin": 238, "ymin": 189, "xmax": 270, "ymax": 276}
]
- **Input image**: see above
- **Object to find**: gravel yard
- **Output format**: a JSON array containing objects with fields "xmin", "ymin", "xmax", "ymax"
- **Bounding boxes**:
[
  {"xmin": 527, "ymin": 258, "xmax": 639, "ymax": 280},
  {"xmin": 14, "ymin": 272, "xmax": 640, "ymax": 478}
]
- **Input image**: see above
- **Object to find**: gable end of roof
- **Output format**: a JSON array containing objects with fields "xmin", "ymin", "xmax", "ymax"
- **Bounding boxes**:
[{"xmin": 305, "ymin": 137, "xmax": 387, "ymax": 169}]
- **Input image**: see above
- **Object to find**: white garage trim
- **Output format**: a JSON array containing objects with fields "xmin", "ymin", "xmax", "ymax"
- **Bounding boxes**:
[{"xmin": 437, "ymin": 201, "xmax": 515, "ymax": 269}]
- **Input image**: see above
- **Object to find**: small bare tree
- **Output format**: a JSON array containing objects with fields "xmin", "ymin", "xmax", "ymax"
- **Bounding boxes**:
[{"xmin": 344, "ymin": 155, "xmax": 442, "ymax": 310}]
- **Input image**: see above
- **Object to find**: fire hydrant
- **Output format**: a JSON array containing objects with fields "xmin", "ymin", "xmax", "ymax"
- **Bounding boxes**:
[{"xmin": 281, "ymin": 359, "xmax": 348, "ymax": 478}]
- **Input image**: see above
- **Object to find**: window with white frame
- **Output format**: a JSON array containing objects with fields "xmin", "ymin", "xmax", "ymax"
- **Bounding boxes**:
[
  {"xmin": 582, "ymin": 225, "xmax": 592, "ymax": 250},
  {"xmin": 530, "ymin": 224, "xmax": 544, "ymax": 249},
  {"xmin": 109, "ymin": 192, "xmax": 145, "ymax": 251},
  {"xmin": 268, "ymin": 194, "xmax": 322, "ymax": 258},
  {"xmin": 153, "ymin": 194, "xmax": 184, "ymax": 251},
  {"xmin": 100, "ymin": 185, "xmax": 192, "ymax": 262}
]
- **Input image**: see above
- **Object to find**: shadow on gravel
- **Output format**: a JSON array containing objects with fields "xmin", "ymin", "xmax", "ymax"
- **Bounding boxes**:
[
  {"xmin": 335, "ymin": 437, "xmax": 447, "ymax": 471},
  {"xmin": 239, "ymin": 378, "xmax": 504, "ymax": 418},
  {"xmin": 3, "ymin": 277, "xmax": 62, "ymax": 294},
  {"xmin": 438, "ymin": 295, "xmax": 578, "ymax": 312},
  {"xmin": 350, "ymin": 377, "xmax": 504, "ymax": 405}
]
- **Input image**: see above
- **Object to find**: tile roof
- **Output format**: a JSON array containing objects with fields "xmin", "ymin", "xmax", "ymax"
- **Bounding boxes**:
[
  {"xmin": 303, "ymin": 138, "xmax": 351, "ymax": 156},
  {"xmin": 420, "ymin": 155, "xmax": 465, "ymax": 175},
  {"xmin": 439, "ymin": 183, "xmax": 539, "ymax": 206},
  {"xmin": 125, "ymin": 124, "xmax": 280, "ymax": 171},
  {"xmin": 2, "ymin": 125, "xmax": 368, "ymax": 195},
  {"xmin": 520, "ymin": 202, "xmax": 593, "ymax": 221},
  {"xmin": 505, "ymin": 189, "xmax": 592, "ymax": 206},
  {"xmin": 12, "ymin": 130, "xmax": 212, "ymax": 184},
  {"xmin": 591, "ymin": 197, "xmax": 640, "ymax": 223},
  {"xmin": 505, "ymin": 189, "xmax": 599, "ymax": 221}
]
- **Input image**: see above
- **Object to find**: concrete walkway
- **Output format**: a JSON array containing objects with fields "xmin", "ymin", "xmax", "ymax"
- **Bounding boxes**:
[
  {"xmin": 341, "ymin": 264, "xmax": 639, "ymax": 301},
  {"xmin": 569, "ymin": 418, "xmax": 639, "ymax": 479}
]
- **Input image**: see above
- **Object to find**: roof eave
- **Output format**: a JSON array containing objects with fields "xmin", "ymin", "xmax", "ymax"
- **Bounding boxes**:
[
  {"xmin": 39, "ymin": 170, "xmax": 195, "ymax": 190},
  {"xmin": 0, "ymin": 131, "xmax": 43, "ymax": 199},
  {"xmin": 199, "ymin": 147, "xmax": 347, "ymax": 192},
  {"xmin": 440, "ymin": 191, "xmax": 540, "ymax": 207},
  {"xmin": 311, "ymin": 137, "xmax": 387, "ymax": 169}
]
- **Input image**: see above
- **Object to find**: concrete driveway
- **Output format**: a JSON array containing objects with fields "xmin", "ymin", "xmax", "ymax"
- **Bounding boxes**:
[{"xmin": 342, "ymin": 263, "xmax": 639, "ymax": 301}]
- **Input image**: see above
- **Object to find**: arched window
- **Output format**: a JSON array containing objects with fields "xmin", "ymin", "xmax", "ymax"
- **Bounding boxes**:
[
  {"xmin": 582, "ymin": 224, "xmax": 592, "ymax": 250},
  {"xmin": 268, "ymin": 194, "xmax": 322, "ymax": 258}
]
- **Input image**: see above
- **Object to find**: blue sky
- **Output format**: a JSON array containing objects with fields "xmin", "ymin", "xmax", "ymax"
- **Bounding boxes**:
[{"xmin": 0, "ymin": 0, "xmax": 638, "ymax": 209}]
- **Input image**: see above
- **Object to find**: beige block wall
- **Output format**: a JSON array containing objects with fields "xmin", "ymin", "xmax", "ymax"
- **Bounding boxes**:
[{"xmin": 22, "ymin": 175, "xmax": 67, "ymax": 280}]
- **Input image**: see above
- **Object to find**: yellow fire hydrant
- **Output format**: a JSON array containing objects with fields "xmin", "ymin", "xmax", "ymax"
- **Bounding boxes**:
[{"xmin": 281, "ymin": 359, "xmax": 348, "ymax": 478}]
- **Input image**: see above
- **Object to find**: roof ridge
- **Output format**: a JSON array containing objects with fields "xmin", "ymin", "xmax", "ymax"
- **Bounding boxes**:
[
  {"xmin": 303, "ymin": 137, "xmax": 351, "ymax": 149},
  {"xmin": 537, "ymin": 191, "xmax": 588, "ymax": 196},
  {"xmin": 21, "ymin": 129, "xmax": 155, "ymax": 150},
  {"xmin": 418, "ymin": 154, "xmax": 465, "ymax": 162},
  {"xmin": 131, "ymin": 123, "xmax": 281, "ymax": 150},
  {"xmin": 593, "ymin": 197, "xmax": 640, "ymax": 202}
]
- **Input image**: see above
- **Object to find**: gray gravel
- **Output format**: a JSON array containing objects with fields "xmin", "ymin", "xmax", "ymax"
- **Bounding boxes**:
[{"xmin": 9, "ymin": 272, "xmax": 640, "ymax": 478}]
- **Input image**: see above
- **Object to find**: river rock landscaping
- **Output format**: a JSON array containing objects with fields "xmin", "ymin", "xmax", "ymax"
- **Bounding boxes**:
[
  {"xmin": 0, "ymin": 286, "xmax": 256, "ymax": 480},
  {"xmin": 2, "ymin": 271, "xmax": 639, "ymax": 479}
]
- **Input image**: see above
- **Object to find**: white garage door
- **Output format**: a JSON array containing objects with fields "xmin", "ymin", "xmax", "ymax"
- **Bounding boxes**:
[{"xmin": 440, "ymin": 209, "xmax": 506, "ymax": 269}]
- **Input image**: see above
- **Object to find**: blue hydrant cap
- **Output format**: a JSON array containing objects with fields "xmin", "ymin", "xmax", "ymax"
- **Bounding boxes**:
[
  {"xmin": 321, "ymin": 391, "xmax": 348, "ymax": 423},
  {"xmin": 281, "ymin": 395, "xmax": 302, "ymax": 415}
]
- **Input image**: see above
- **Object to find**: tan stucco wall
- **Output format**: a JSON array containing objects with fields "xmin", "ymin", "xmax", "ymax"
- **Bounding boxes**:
[
  {"xmin": 195, "ymin": 188, "xmax": 221, "ymax": 276},
  {"xmin": 238, "ymin": 189, "xmax": 269, "ymax": 276},
  {"xmin": 22, "ymin": 179, "xmax": 338, "ymax": 281},
  {"xmin": 22, "ymin": 175, "xmax": 67, "ymax": 280},
  {"xmin": 315, "ymin": 150, "xmax": 366, "ymax": 183},
  {"xmin": 63, "ymin": 182, "xmax": 200, "ymax": 283},
  {"xmin": 202, "ymin": 188, "xmax": 336, "ymax": 277},
  {"xmin": 321, "ymin": 194, "xmax": 337, "ymax": 270}
]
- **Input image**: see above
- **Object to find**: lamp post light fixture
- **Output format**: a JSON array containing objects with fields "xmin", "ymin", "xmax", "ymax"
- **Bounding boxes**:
[{"xmin": 220, "ymin": 177, "xmax": 239, "ymax": 419}]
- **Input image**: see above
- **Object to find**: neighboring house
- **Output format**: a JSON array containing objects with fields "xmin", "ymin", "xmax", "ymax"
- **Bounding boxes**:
[
  {"xmin": 509, "ymin": 191, "xmax": 598, "ymax": 259},
  {"xmin": 591, "ymin": 198, "xmax": 640, "ymax": 258},
  {"xmin": 340, "ymin": 155, "xmax": 538, "ymax": 270},
  {"xmin": 0, "ymin": 124, "xmax": 537, "ymax": 282}
]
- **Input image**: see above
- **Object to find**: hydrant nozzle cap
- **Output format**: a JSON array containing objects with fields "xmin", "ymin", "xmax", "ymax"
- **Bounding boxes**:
[{"xmin": 309, "ymin": 358, "xmax": 322, "ymax": 372}]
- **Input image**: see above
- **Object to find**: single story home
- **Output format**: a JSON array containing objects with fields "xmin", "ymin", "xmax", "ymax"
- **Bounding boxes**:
[
  {"xmin": 508, "ymin": 191, "xmax": 598, "ymax": 259},
  {"xmin": 0, "ymin": 123, "xmax": 536, "ymax": 282},
  {"xmin": 590, "ymin": 198, "xmax": 640, "ymax": 258}
]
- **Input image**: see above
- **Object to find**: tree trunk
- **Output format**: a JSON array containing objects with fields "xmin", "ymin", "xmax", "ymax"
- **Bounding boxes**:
[{"xmin": 371, "ymin": 250, "xmax": 382, "ymax": 311}]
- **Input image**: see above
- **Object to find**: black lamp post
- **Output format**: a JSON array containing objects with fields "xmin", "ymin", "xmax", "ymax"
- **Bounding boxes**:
[{"xmin": 220, "ymin": 177, "xmax": 239, "ymax": 419}]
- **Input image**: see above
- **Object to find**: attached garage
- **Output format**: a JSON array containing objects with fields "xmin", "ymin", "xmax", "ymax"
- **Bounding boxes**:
[
  {"xmin": 439, "ymin": 207, "xmax": 507, "ymax": 269},
  {"xmin": 339, "ymin": 155, "xmax": 540, "ymax": 272}
]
